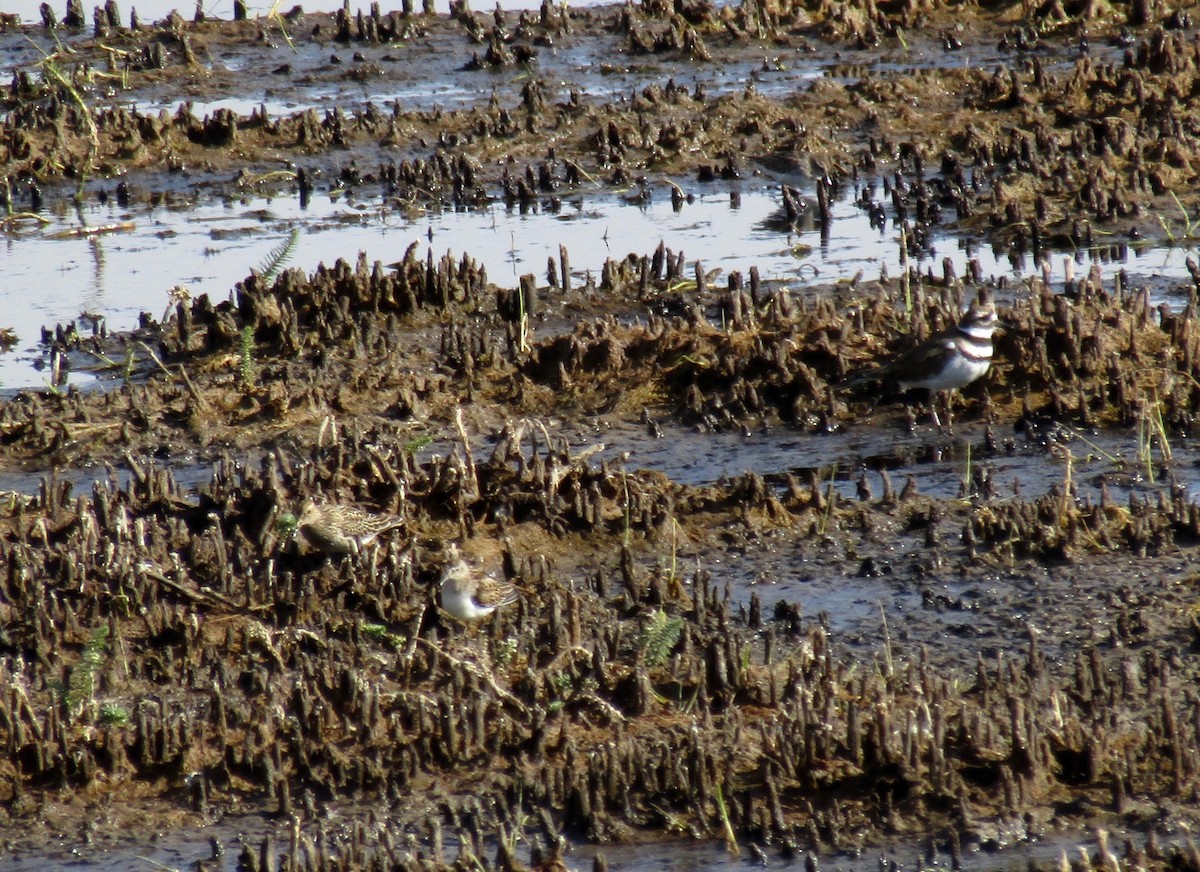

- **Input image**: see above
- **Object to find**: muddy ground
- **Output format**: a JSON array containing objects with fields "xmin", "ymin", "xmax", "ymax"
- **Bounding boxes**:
[{"xmin": 3, "ymin": 0, "xmax": 1200, "ymax": 869}]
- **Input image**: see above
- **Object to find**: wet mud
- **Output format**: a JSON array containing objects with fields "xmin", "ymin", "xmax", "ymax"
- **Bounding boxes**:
[{"xmin": 4, "ymin": 1, "xmax": 1200, "ymax": 870}]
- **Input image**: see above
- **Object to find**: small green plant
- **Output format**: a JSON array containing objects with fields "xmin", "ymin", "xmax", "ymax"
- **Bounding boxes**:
[
  {"xmin": 546, "ymin": 671, "xmax": 575, "ymax": 713},
  {"xmin": 494, "ymin": 637, "xmax": 518, "ymax": 667},
  {"xmin": 98, "ymin": 703, "xmax": 129, "ymax": 727},
  {"xmin": 238, "ymin": 324, "xmax": 256, "ymax": 386},
  {"xmin": 403, "ymin": 435, "xmax": 433, "ymax": 455},
  {"xmin": 1157, "ymin": 192, "xmax": 1200, "ymax": 244},
  {"xmin": 33, "ymin": 48, "xmax": 100, "ymax": 219},
  {"xmin": 649, "ymin": 801, "xmax": 689, "ymax": 833},
  {"xmin": 714, "ymin": 781, "xmax": 739, "ymax": 857},
  {"xmin": 499, "ymin": 784, "xmax": 533, "ymax": 859},
  {"xmin": 640, "ymin": 609, "xmax": 683, "ymax": 668},
  {"xmin": 361, "ymin": 622, "xmax": 405, "ymax": 648},
  {"xmin": 276, "ymin": 512, "xmax": 299, "ymax": 538},
  {"xmin": 1136, "ymin": 394, "xmax": 1172, "ymax": 484},
  {"xmin": 266, "ymin": 1, "xmax": 299, "ymax": 51},
  {"xmin": 258, "ymin": 228, "xmax": 300, "ymax": 285},
  {"xmin": 360, "ymin": 622, "xmax": 388, "ymax": 641},
  {"xmin": 64, "ymin": 625, "xmax": 110, "ymax": 718}
]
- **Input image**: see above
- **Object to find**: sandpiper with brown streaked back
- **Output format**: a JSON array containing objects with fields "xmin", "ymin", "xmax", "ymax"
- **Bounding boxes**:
[
  {"xmin": 439, "ymin": 548, "xmax": 520, "ymax": 622},
  {"xmin": 295, "ymin": 500, "xmax": 405, "ymax": 556}
]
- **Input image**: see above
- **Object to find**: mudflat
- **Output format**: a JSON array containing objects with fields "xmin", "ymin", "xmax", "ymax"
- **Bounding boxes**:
[{"xmin": 2, "ymin": 2, "xmax": 1200, "ymax": 869}]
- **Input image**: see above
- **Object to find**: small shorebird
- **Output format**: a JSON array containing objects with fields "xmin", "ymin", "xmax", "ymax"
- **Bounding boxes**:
[
  {"xmin": 848, "ymin": 302, "xmax": 997, "ymax": 423},
  {"xmin": 295, "ymin": 500, "xmax": 405, "ymax": 556},
  {"xmin": 439, "ymin": 550, "xmax": 520, "ymax": 622}
]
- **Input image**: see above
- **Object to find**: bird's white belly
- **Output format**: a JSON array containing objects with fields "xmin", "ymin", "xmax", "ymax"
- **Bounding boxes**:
[
  {"xmin": 902, "ymin": 354, "xmax": 990, "ymax": 392},
  {"xmin": 441, "ymin": 586, "xmax": 495, "ymax": 620}
]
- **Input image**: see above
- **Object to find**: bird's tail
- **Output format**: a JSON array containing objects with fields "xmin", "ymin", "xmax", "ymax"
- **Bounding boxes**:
[{"xmin": 841, "ymin": 370, "xmax": 882, "ymax": 391}]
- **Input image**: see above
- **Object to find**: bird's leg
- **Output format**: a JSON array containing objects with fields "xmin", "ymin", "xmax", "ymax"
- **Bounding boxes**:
[{"xmin": 928, "ymin": 393, "xmax": 943, "ymax": 430}]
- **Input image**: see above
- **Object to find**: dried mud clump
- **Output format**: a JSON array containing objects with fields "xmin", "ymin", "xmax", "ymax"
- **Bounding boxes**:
[
  {"xmin": 945, "ymin": 26, "xmax": 1200, "ymax": 243},
  {"xmin": 517, "ymin": 261, "xmax": 1200, "ymax": 437}
]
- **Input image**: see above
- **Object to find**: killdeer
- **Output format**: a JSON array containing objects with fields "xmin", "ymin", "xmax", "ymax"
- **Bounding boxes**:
[
  {"xmin": 848, "ymin": 302, "xmax": 997, "ymax": 423},
  {"xmin": 295, "ymin": 500, "xmax": 405, "ymax": 556},
  {"xmin": 439, "ymin": 549, "xmax": 520, "ymax": 622}
]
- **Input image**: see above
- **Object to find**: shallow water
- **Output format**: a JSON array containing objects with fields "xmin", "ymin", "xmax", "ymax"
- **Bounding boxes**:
[
  {"xmin": 3, "ymin": 181, "xmax": 1196, "ymax": 392},
  {"xmin": 0, "ymin": 806, "xmax": 1145, "ymax": 872}
]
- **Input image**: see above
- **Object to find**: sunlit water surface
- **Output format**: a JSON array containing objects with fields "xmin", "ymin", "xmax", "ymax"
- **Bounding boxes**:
[{"xmin": 2, "ymin": 182, "xmax": 1195, "ymax": 391}]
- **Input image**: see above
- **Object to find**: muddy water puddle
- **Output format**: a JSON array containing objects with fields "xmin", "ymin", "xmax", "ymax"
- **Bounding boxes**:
[
  {"xmin": 562, "ymin": 414, "xmax": 1181, "ymax": 504},
  {"xmin": 3, "ymin": 182, "xmax": 1196, "ymax": 392},
  {"xmin": 0, "ymin": 7, "xmax": 936, "ymax": 121},
  {"xmin": 0, "ymin": 806, "xmax": 1157, "ymax": 872},
  {"xmin": 6, "ymin": 0, "xmax": 1128, "ymax": 121},
  {"xmin": 0, "ymin": 405, "xmax": 1175, "ymax": 503}
]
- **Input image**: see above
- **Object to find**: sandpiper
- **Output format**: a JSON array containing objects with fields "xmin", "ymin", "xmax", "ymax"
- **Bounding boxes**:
[
  {"xmin": 295, "ymin": 500, "xmax": 404, "ymax": 556},
  {"xmin": 439, "ymin": 551, "xmax": 520, "ymax": 622}
]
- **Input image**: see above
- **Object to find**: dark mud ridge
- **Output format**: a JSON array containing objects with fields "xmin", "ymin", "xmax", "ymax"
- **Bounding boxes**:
[{"xmin": 5, "ymin": 0, "xmax": 1200, "ymax": 870}]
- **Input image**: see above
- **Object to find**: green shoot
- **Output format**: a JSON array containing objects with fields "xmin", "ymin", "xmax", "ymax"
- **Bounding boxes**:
[
  {"xmin": 878, "ymin": 601, "xmax": 893, "ymax": 678},
  {"xmin": 714, "ymin": 781, "xmax": 739, "ymax": 856},
  {"xmin": 640, "ymin": 609, "xmax": 683, "ymax": 668},
  {"xmin": 238, "ymin": 324, "xmax": 255, "ymax": 387},
  {"xmin": 276, "ymin": 512, "xmax": 299, "ymax": 538},
  {"xmin": 30, "ymin": 44, "xmax": 99, "ymax": 220},
  {"xmin": 267, "ymin": 0, "xmax": 299, "ymax": 52},
  {"xmin": 98, "ymin": 703, "xmax": 129, "ymax": 727},
  {"xmin": 494, "ymin": 637, "xmax": 518, "ymax": 667},
  {"xmin": 258, "ymin": 228, "xmax": 300, "ymax": 285},
  {"xmin": 65, "ymin": 625, "xmax": 110, "ymax": 718},
  {"xmin": 361, "ymin": 622, "xmax": 405, "ymax": 648},
  {"xmin": 403, "ymin": 435, "xmax": 434, "ymax": 455}
]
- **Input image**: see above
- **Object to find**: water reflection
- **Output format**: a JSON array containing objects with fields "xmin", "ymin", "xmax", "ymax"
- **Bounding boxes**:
[{"xmin": 2, "ymin": 180, "xmax": 1195, "ymax": 391}]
